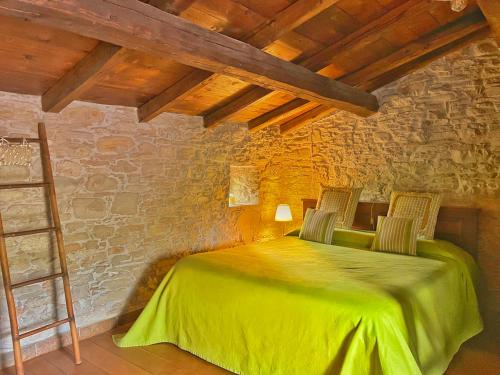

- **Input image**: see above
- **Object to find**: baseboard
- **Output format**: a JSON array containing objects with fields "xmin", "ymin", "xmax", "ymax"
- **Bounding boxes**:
[{"xmin": 0, "ymin": 308, "xmax": 142, "ymax": 370}]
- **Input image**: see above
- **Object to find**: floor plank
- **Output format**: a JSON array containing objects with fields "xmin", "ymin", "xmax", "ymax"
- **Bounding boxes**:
[
  {"xmin": 0, "ymin": 356, "xmax": 65, "ymax": 375},
  {"xmin": 44, "ymin": 347, "xmax": 109, "ymax": 375},
  {"xmin": 1, "ymin": 327, "xmax": 498, "ymax": 374},
  {"xmin": 446, "ymin": 343, "xmax": 500, "ymax": 374},
  {"xmin": 77, "ymin": 340, "xmax": 151, "ymax": 375},
  {"xmin": 91, "ymin": 333, "xmax": 175, "ymax": 375},
  {"xmin": 142, "ymin": 343, "xmax": 232, "ymax": 375}
]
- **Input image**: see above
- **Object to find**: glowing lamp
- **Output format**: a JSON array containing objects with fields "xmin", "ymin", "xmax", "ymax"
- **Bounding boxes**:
[{"xmin": 275, "ymin": 204, "xmax": 293, "ymax": 222}]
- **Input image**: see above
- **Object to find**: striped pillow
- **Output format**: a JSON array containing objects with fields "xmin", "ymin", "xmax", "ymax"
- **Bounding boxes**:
[
  {"xmin": 299, "ymin": 209, "xmax": 338, "ymax": 245},
  {"xmin": 388, "ymin": 191, "xmax": 441, "ymax": 239},
  {"xmin": 316, "ymin": 187, "xmax": 363, "ymax": 229},
  {"xmin": 371, "ymin": 216, "xmax": 420, "ymax": 256}
]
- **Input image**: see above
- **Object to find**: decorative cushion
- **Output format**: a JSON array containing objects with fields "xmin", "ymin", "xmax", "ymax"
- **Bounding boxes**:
[
  {"xmin": 387, "ymin": 191, "xmax": 442, "ymax": 239},
  {"xmin": 316, "ymin": 186, "xmax": 363, "ymax": 229},
  {"xmin": 371, "ymin": 216, "xmax": 420, "ymax": 256},
  {"xmin": 299, "ymin": 208, "xmax": 338, "ymax": 245}
]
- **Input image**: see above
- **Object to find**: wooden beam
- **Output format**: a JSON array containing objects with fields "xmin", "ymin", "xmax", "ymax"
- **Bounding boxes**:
[
  {"xmin": 244, "ymin": 0, "xmax": 341, "ymax": 50},
  {"xmin": 341, "ymin": 12, "xmax": 488, "ymax": 87},
  {"xmin": 248, "ymin": 98, "xmax": 309, "ymax": 132},
  {"xmin": 478, "ymin": 0, "xmax": 500, "ymax": 45},
  {"xmin": 42, "ymin": 42, "xmax": 124, "ymax": 113},
  {"xmin": 42, "ymin": 0, "xmax": 191, "ymax": 113},
  {"xmin": 280, "ymin": 105, "xmax": 333, "ymax": 134},
  {"xmin": 138, "ymin": 70, "xmax": 213, "ymax": 122},
  {"xmin": 360, "ymin": 27, "xmax": 491, "ymax": 96},
  {"xmin": 204, "ymin": 0, "xmax": 428, "ymax": 128},
  {"xmin": 138, "ymin": 0, "xmax": 343, "ymax": 122},
  {"xmin": 147, "ymin": 0, "xmax": 195, "ymax": 15},
  {"xmin": 250, "ymin": 10, "xmax": 487, "ymax": 132},
  {"xmin": 203, "ymin": 87, "xmax": 270, "ymax": 128},
  {"xmin": 0, "ymin": 0, "xmax": 378, "ymax": 117},
  {"xmin": 279, "ymin": 24, "xmax": 490, "ymax": 135}
]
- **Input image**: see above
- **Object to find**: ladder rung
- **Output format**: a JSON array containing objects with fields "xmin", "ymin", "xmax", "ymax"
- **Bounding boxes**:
[
  {"xmin": 18, "ymin": 318, "xmax": 71, "ymax": 340},
  {"xmin": 0, "ymin": 182, "xmax": 48, "ymax": 190},
  {"xmin": 3, "ymin": 227, "xmax": 57, "ymax": 238},
  {"xmin": 2, "ymin": 137, "xmax": 40, "ymax": 143},
  {"xmin": 11, "ymin": 272, "xmax": 63, "ymax": 289}
]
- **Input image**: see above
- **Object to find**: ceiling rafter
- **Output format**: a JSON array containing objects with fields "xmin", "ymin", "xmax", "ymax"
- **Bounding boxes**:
[
  {"xmin": 41, "ymin": 0, "xmax": 187, "ymax": 113},
  {"xmin": 278, "ymin": 14, "xmax": 490, "ymax": 134},
  {"xmin": 248, "ymin": 8, "xmax": 487, "ymax": 132},
  {"xmin": 42, "ymin": 43, "xmax": 124, "ymax": 113},
  {"xmin": 205, "ymin": 0, "xmax": 428, "ymax": 128},
  {"xmin": 138, "ymin": 0, "xmax": 343, "ymax": 123},
  {"xmin": 0, "ymin": 0, "xmax": 378, "ymax": 117}
]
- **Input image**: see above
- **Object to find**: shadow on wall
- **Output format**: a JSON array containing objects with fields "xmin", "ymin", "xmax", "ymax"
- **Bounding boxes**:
[{"xmin": 0, "ymin": 252, "xmax": 181, "ymax": 369}]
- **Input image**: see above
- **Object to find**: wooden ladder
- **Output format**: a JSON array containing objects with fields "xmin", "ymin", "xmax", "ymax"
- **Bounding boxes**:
[{"xmin": 0, "ymin": 123, "xmax": 81, "ymax": 374}]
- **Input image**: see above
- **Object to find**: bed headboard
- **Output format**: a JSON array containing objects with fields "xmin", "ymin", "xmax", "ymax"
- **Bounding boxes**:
[{"xmin": 302, "ymin": 199, "xmax": 479, "ymax": 258}]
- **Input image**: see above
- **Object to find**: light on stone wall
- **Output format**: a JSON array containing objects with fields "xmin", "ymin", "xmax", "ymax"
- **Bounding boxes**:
[{"xmin": 228, "ymin": 165, "xmax": 260, "ymax": 207}]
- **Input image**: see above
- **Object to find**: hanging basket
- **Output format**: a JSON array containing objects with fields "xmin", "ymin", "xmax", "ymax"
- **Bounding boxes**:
[{"xmin": 0, "ymin": 138, "xmax": 33, "ymax": 166}]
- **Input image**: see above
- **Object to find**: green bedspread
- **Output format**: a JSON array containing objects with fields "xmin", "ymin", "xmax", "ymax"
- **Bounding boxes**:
[{"xmin": 115, "ymin": 230, "xmax": 482, "ymax": 375}]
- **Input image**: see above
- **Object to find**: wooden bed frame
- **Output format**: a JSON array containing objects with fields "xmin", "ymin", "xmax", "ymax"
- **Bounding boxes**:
[{"xmin": 302, "ymin": 199, "xmax": 480, "ymax": 258}]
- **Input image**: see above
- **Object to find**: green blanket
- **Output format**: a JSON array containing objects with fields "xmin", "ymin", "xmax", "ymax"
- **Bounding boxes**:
[{"xmin": 115, "ymin": 230, "xmax": 482, "ymax": 375}]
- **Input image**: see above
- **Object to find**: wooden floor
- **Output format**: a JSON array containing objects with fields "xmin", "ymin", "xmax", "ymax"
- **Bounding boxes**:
[{"xmin": 1, "ymin": 327, "xmax": 499, "ymax": 375}]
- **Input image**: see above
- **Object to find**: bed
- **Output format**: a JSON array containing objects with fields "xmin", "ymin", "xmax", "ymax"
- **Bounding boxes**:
[{"xmin": 115, "ymin": 201, "xmax": 483, "ymax": 375}]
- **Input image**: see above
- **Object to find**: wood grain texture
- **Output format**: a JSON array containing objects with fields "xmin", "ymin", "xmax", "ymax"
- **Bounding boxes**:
[
  {"xmin": 342, "ymin": 12, "xmax": 488, "ymax": 87},
  {"xmin": 478, "ymin": 0, "xmax": 500, "ymax": 44},
  {"xmin": 42, "ymin": 42, "xmax": 124, "ymax": 113},
  {"xmin": 203, "ymin": 86, "xmax": 270, "ymax": 127},
  {"xmin": 279, "ymin": 104, "xmax": 334, "ymax": 134},
  {"xmin": 147, "ymin": 0, "xmax": 196, "ymax": 15},
  {"xmin": 138, "ymin": 0, "xmax": 343, "ymax": 123},
  {"xmin": 240, "ymin": 1, "xmax": 481, "ymax": 129},
  {"xmin": 216, "ymin": 0, "xmax": 428, "ymax": 129},
  {"xmin": 138, "ymin": 70, "xmax": 213, "ymax": 122},
  {"xmin": 277, "ymin": 11, "xmax": 489, "ymax": 134},
  {"xmin": 0, "ymin": 0, "xmax": 375, "ymax": 116},
  {"xmin": 244, "ymin": 0, "xmax": 341, "ymax": 50},
  {"xmin": 248, "ymin": 98, "xmax": 310, "ymax": 131},
  {"xmin": 0, "ymin": 0, "xmax": 488, "ymax": 120}
]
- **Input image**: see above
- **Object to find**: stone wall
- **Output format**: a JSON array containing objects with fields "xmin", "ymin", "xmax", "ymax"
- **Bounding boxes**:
[
  {"xmin": 0, "ymin": 95, "xmax": 283, "ymax": 364},
  {"xmin": 0, "ymin": 37, "xmax": 498, "ymax": 365},
  {"xmin": 280, "ymin": 38, "xmax": 500, "ymax": 328}
]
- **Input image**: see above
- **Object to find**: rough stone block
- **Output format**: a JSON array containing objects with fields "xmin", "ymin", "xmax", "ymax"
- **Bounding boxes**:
[
  {"xmin": 96, "ymin": 136, "xmax": 134, "ymax": 154},
  {"xmin": 111, "ymin": 192, "xmax": 139, "ymax": 215},
  {"xmin": 72, "ymin": 198, "xmax": 107, "ymax": 219}
]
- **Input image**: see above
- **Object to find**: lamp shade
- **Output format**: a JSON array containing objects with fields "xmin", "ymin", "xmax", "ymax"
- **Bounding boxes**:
[{"xmin": 275, "ymin": 204, "xmax": 293, "ymax": 222}]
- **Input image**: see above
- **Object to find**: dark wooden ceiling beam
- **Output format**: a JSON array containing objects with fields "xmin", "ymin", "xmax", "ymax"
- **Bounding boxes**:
[
  {"xmin": 1, "ymin": 0, "xmax": 379, "ymax": 118},
  {"xmin": 244, "ymin": 0, "xmax": 340, "ymax": 50},
  {"xmin": 42, "ymin": 0, "xmax": 190, "ymax": 113},
  {"xmin": 42, "ymin": 42, "xmax": 124, "ymax": 113},
  {"xmin": 205, "ymin": 0, "xmax": 427, "ymax": 128},
  {"xmin": 248, "ymin": 98, "xmax": 310, "ymax": 132},
  {"xmin": 138, "ymin": 0, "xmax": 343, "ymax": 123},
  {"xmin": 279, "ymin": 18, "xmax": 490, "ymax": 134},
  {"xmin": 341, "ymin": 12, "xmax": 488, "ymax": 87},
  {"xmin": 251, "ymin": 10, "xmax": 487, "ymax": 132},
  {"xmin": 202, "ymin": 87, "xmax": 271, "ymax": 128},
  {"xmin": 477, "ymin": 0, "xmax": 500, "ymax": 44}
]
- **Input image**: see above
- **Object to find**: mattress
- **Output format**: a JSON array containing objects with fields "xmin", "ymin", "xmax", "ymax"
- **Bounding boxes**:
[{"xmin": 115, "ymin": 229, "xmax": 482, "ymax": 375}]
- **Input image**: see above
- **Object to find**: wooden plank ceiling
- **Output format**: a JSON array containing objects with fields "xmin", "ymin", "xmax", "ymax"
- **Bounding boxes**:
[{"xmin": 0, "ymin": 0, "xmax": 492, "ymax": 134}]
